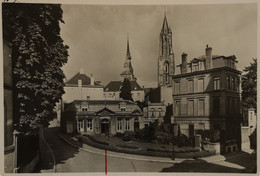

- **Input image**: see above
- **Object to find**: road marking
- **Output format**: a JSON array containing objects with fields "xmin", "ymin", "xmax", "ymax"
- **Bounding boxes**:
[{"xmin": 105, "ymin": 150, "xmax": 107, "ymax": 175}]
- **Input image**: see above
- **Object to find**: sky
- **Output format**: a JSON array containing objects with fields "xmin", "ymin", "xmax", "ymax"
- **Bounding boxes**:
[{"xmin": 60, "ymin": 3, "xmax": 257, "ymax": 88}]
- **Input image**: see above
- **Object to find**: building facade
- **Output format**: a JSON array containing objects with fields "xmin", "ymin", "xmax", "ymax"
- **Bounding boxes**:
[
  {"xmin": 73, "ymin": 100, "xmax": 143, "ymax": 135},
  {"xmin": 62, "ymin": 70, "xmax": 104, "ymax": 103},
  {"xmin": 143, "ymin": 102, "xmax": 166, "ymax": 127},
  {"xmin": 172, "ymin": 46, "xmax": 242, "ymax": 140}
]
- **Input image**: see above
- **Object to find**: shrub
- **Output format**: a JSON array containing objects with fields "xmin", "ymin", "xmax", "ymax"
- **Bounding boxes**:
[
  {"xmin": 113, "ymin": 132, "xmax": 124, "ymax": 138},
  {"xmin": 155, "ymin": 132, "xmax": 172, "ymax": 144},
  {"xmin": 195, "ymin": 129, "xmax": 220, "ymax": 143},
  {"xmin": 122, "ymin": 131, "xmax": 135, "ymax": 141},
  {"xmin": 173, "ymin": 134, "xmax": 192, "ymax": 147}
]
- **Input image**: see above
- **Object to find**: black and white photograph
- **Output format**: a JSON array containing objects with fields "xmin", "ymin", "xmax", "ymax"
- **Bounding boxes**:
[{"xmin": 2, "ymin": 0, "xmax": 258, "ymax": 174}]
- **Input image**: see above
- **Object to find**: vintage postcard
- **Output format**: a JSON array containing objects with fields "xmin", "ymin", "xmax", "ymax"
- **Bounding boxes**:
[{"xmin": 1, "ymin": 0, "xmax": 258, "ymax": 175}]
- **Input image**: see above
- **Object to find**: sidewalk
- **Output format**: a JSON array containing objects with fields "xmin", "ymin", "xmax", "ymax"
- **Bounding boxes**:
[{"xmin": 58, "ymin": 130, "xmax": 249, "ymax": 164}]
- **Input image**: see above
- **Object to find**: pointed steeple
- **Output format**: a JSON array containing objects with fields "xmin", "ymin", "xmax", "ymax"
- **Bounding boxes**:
[
  {"xmin": 161, "ymin": 13, "xmax": 171, "ymax": 34},
  {"xmin": 126, "ymin": 33, "xmax": 131, "ymax": 60}
]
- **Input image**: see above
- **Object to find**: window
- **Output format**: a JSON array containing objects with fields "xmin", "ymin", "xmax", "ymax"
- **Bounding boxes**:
[
  {"xmin": 231, "ymin": 77, "xmax": 234, "ymax": 91},
  {"xmin": 175, "ymin": 82, "xmax": 180, "ymax": 94},
  {"xmin": 137, "ymin": 92, "xmax": 140, "ymax": 97},
  {"xmin": 213, "ymin": 77, "xmax": 220, "ymax": 90},
  {"xmin": 87, "ymin": 96, "xmax": 90, "ymax": 100},
  {"xmin": 82, "ymin": 108, "xmax": 88, "ymax": 111},
  {"xmin": 77, "ymin": 119, "xmax": 84, "ymax": 132},
  {"xmin": 188, "ymin": 100, "xmax": 194, "ymax": 116},
  {"xmin": 144, "ymin": 123, "xmax": 149, "ymax": 128},
  {"xmin": 164, "ymin": 63, "xmax": 169, "ymax": 73},
  {"xmin": 188, "ymin": 80, "xmax": 194, "ymax": 93},
  {"xmin": 86, "ymin": 119, "xmax": 92, "ymax": 130},
  {"xmin": 125, "ymin": 119, "xmax": 130, "ymax": 130},
  {"xmin": 226, "ymin": 76, "xmax": 230, "ymax": 90},
  {"xmin": 158, "ymin": 108, "xmax": 163, "ymax": 117},
  {"xmin": 151, "ymin": 108, "xmax": 155, "ymax": 117},
  {"xmin": 176, "ymin": 101, "xmax": 181, "ymax": 116},
  {"xmin": 120, "ymin": 107, "xmax": 126, "ymax": 111},
  {"xmin": 193, "ymin": 64, "xmax": 199, "ymax": 72},
  {"xmin": 198, "ymin": 99, "xmax": 205, "ymax": 116},
  {"xmin": 198, "ymin": 78, "xmax": 204, "ymax": 92},
  {"xmin": 117, "ymin": 119, "xmax": 122, "ymax": 131}
]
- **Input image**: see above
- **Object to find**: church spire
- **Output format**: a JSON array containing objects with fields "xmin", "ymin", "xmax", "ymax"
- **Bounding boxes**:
[
  {"xmin": 126, "ymin": 33, "xmax": 131, "ymax": 60},
  {"xmin": 161, "ymin": 13, "xmax": 170, "ymax": 33}
]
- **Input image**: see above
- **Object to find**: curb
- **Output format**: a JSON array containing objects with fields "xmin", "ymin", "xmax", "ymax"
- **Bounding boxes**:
[
  {"xmin": 57, "ymin": 129, "xmax": 248, "ymax": 164},
  {"xmin": 41, "ymin": 128, "xmax": 56, "ymax": 173}
]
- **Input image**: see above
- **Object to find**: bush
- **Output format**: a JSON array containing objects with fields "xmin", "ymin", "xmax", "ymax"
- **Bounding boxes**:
[
  {"xmin": 122, "ymin": 131, "xmax": 135, "ymax": 141},
  {"xmin": 173, "ymin": 134, "xmax": 192, "ymax": 147},
  {"xmin": 195, "ymin": 129, "xmax": 220, "ymax": 143},
  {"xmin": 113, "ymin": 132, "xmax": 124, "ymax": 138},
  {"xmin": 155, "ymin": 132, "xmax": 172, "ymax": 144}
]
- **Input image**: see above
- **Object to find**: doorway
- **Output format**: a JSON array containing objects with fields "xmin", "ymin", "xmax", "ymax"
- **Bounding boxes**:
[
  {"xmin": 134, "ymin": 118, "xmax": 139, "ymax": 132},
  {"xmin": 101, "ymin": 119, "xmax": 110, "ymax": 135}
]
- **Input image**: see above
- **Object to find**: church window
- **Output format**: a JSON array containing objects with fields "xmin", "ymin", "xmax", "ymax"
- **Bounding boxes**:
[{"xmin": 164, "ymin": 63, "xmax": 169, "ymax": 73}]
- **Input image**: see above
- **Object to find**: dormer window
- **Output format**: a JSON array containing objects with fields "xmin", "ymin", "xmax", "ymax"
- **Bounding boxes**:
[
  {"xmin": 121, "ymin": 107, "xmax": 126, "ymax": 111},
  {"xmin": 81, "ymin": 102, "xmax": 88, "ymax": 111}
]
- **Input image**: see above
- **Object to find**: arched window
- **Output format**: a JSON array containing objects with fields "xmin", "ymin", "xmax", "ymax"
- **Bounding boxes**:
[
  {"xmin": 164, "ymin": 63, "xmax": 169, "ymax": 73},
  {"xmin": 151, "ymin": 108, "xmax": 155, "ymax": 117},
  {"xmin": 158, "ymin": 108, "xmax": 163, "ymax": 117}
]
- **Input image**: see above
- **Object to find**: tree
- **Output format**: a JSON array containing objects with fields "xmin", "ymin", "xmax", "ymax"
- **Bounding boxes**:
[
  {"xmin": 120, "ymin": 78, "xmax": 133, "ymax": 101},
  {"xmin": 241, "ymin": 59, "xmax": 257, "ymax": 122},
  {"xmin": 3, "ymin": 3, "xmax": 69, "ymax": 136}
]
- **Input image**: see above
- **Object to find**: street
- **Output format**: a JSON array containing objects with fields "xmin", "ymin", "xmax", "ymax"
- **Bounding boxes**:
[{"xmin": 40, "ymin": 127, "xmax": 256, "ymax": 173}]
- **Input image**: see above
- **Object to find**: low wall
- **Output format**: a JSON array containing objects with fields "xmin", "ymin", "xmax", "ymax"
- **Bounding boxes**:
[{"xmin": 202, "ymin": 142, "xmax": 220, "ymax": 155}]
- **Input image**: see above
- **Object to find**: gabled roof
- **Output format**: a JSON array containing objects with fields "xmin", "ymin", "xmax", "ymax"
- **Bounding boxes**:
[
  {"xmin": 96, "ymin": 107, "xmax": 116, "ymax": 115},
  {"xmin": 66, "ymin": 72, "xmax": 100, "ymax": 86},
  {"xmin": 104, "ymin": 80, "xmax": 143, "ymax": 92}
]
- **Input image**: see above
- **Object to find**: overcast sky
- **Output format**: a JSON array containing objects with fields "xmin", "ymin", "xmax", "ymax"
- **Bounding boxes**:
[{"xmin": 60, "ymin": 3, "xmax": 257, "ymax": 88}]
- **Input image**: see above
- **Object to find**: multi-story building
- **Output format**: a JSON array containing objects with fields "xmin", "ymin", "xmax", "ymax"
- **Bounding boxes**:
[
  {"xmin": 62, "ymin": 70, "xmax": 104, "ymax": 103},
  {"xmin": 104, "ymin": 37, "xmax": 144, "ymax": 102},
  {"xmin": 172, "ymin": 46, "xmax": 242, "ymax": 141},
  {"xmin": 143, "ymin": 102, "xmax": 166, "ymax": 127},
  {"xmin": 73, "ymin": 100, "xmax": 143, "ymax": 135}
]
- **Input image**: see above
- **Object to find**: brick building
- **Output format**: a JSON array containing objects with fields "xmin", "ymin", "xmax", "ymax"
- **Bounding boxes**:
[{"xmin": 172, "ymin": 46, "xmax": 242, "ymax": 141}]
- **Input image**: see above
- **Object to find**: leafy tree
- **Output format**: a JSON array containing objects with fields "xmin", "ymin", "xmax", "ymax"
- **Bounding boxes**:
[
  {"xmin": 241, "ymin": 59, "xmax": 257, "ymax": 122},
  {"xmin": 3, "ymin": 3, "xmax": 69, "ymax": 136},
  {"xmin": 120, "ymin": 78, "xmax": 133, "ymax": 101}
]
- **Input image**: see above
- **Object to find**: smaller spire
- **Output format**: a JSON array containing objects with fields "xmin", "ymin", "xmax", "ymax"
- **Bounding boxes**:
[
  {"xmin": 126, "ymin": 33, "xmax": 131, "ymax": 60},
  {"xmin": 161, "ymin": 13, "xmax": 169, "ymax": 33}
]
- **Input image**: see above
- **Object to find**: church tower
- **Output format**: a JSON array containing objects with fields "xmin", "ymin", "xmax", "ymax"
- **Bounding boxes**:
[
  {"xmin": 120, "ymin": 36, "xmax": 137, "ymax": 81},
  {"xmin": 158, "ymin": 14, "xmax": 175, "ymax": 86}
]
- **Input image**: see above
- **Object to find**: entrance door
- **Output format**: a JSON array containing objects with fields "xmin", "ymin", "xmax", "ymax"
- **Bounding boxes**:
[
  {"xmin": 134, "ymin": 118, "xmax": 139, "ymax": 132},
  {"xmin": 101, "ymin": 119, "xmax": 109, "ymax": 135}
]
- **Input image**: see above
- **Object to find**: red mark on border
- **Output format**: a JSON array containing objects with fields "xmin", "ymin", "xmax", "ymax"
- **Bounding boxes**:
[{"xmin": 105, "ymin": 149, "xmax": 107, "ymax": 175}]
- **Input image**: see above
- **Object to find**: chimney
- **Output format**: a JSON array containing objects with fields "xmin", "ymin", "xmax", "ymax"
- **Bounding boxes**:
[
  {"xmin": 78, "ymin": 79, "xmax": 82, "ymax": 87},
  {"xmin": 80, "ymin": 68, "xmax": 84, "ymax": 74},
  {"xmin": 205, "ymin": 45, "xmax": 212, "ymax": 70},
  {"xmin": 90, "ymin": 73, "xmax": 94, "ymax": 85},
  {"xmin": 181, "ymin": 52, "xmax": 188, "ymax": 74}
]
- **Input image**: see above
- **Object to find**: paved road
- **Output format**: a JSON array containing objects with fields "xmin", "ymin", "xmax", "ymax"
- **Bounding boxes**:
[{"xmin": 41, "ymin": 127, "xmax": 256, "ymax": 173}]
